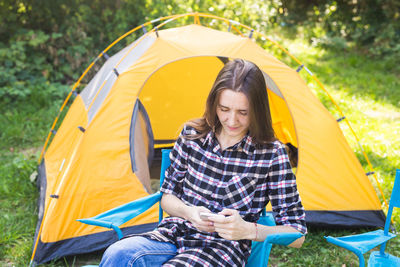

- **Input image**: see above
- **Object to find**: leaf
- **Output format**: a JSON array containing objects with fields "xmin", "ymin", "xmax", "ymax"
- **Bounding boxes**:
[{"xmin": 29, "ymin": 170, "xmax": 38, "ymax": 183}]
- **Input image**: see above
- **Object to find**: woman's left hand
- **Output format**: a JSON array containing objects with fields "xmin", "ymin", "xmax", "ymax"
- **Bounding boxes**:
[{"xmin": 210, "ymin": 209, "xmax": 253, "ymax": 240}]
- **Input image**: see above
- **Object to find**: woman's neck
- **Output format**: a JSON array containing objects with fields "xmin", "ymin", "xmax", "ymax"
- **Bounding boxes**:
[{"xmin": 216, "ymin": 129, "xmax": 245, "ymax": 151}]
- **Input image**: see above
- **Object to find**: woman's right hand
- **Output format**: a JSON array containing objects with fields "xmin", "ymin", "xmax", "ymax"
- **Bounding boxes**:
[
  {"xmin": 186, "ymin": 206, "xmax": 215, "ymax": 233},
  {"xmin": 161, "ymin": 194, "xmax": 215, "ymax": 233}
]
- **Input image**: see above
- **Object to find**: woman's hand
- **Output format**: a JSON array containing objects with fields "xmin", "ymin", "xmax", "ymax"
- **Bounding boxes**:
[
  {"xmin": 161, "ymin": 194, "xmax": 215, "ymax": 233},
  {"xmin": 186, "ymin": 206, "xmax": 216, "ymax": 233},
  {"xmin": 211, "ymin": 209, "xmax": 254, "ymax": 240}
]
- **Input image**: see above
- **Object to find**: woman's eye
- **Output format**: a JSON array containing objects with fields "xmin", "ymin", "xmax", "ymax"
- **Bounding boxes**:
[{"xmin": 240, "ymin": 112, "xmax": 248, "ymax": 116}]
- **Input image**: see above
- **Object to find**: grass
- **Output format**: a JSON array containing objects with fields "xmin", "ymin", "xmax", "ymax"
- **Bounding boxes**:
[
  {"xmin": 1, "ymin": 40, "xmax": 400, "ymax": 266},
  {"xmin": 0, "ymin": 150, "xmax": 38, "ymax": 265}
]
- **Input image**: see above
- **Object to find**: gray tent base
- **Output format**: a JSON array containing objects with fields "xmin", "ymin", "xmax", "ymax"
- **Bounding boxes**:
[{"xmin": 305, "ymin": 210, "xmax": 385, "ymax": 229}]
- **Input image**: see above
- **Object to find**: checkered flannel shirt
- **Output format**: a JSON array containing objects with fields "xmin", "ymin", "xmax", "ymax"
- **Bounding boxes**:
[{"xmin": 144, "ymin": 125, "xmax": 306, "ymax": 267}]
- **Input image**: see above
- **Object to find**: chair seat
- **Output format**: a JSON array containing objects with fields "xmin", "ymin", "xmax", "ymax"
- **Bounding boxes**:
[
  {"xmin": 325, "ymin": 230, "xmax": 396, "ymax": 254},
  {"xmin": 368, "ymin": 251, "xmax": 400, "ymax": 267}
]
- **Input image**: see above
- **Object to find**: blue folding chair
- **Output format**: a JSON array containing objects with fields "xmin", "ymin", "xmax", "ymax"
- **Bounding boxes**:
[
  {"xmin": 78, "ymin": 149, "xmax": 303, "ymax": 266},
  {"xmin": 325, "ymin": 169, "xmax": 400, "ymax": 267}
]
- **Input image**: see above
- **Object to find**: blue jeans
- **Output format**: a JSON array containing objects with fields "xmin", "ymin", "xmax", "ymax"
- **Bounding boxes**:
[{"xmin": 100, "ymin": 236, "xmax": 177, "ymax": 267}]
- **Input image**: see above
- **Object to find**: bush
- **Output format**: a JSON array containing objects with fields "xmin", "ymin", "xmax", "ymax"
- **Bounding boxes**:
[
  {"xmin": 278, "ymin": 1, "xmax": 400, "ymax": 62},
  {"xmin": 0, "ymin": 30, "xmax": 70, "ymax": 106},
  {"xmin": 0, "ymin": 0, "xmax": 148, "ymax": 107}
]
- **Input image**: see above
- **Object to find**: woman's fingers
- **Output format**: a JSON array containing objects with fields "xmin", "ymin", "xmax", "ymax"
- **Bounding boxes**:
[
  {"xmin": 195, "ymin": 221, "xmax": 215, "ymax": 233},
  {"xmin": 212, "ymin": 209, "xmax": 249, "ymax": 240},
  {"xmin": 218, "ymin": 209, "xmax": 236, "ymax": 216},
  {"xmin": 187, "ymin": 206, "xmax": 246, "ymax": 237},
  {"xmin": 198, "ymin": 206, "xmax": 212, "ymax": 213},
  {"xmin": 214, "ymin": 227, "xmax": 234, "ymax": 240},
  {"xmin": 207, "ymin": 214, "xmax": 228, "ymax": 224},
  {"xmin": 188, "ymin": 206, "xmax": 217, "ymax": 232}
]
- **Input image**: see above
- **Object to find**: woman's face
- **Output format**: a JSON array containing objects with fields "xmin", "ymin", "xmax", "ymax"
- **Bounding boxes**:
[{"xmin": 216, "ymin": 89, "xmax": 250, "ymax": 140}]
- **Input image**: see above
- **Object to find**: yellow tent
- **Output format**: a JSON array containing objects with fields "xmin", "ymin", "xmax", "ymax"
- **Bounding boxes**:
[{"xmin": 31, "ymin": 14, "xmax": 385, "ymax": 264}]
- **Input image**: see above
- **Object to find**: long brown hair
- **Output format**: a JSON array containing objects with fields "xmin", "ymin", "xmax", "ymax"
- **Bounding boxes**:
[{"xmin": 187, "ymin": 58, "xmax": 276, "ymax": 145}]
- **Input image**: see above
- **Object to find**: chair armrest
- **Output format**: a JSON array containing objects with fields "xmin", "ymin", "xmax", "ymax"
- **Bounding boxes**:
[
  {"xmin": 77, "ymin": 192, "xmax": 162, "ymax": 239},
  {"xmin": 265, "ymin": 232, "xmax": 304, "ymax": 246},
  {"xmin": 325, "ymin": 229, "xmax": 396, "ymax": 255},
  {"xmin": 247, "ymin": 232, "xmax": 304, "ymax": 267}
]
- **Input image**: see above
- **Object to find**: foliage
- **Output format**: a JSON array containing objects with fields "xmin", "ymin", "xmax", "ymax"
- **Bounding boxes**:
[
  {"xmin": 278, "ymin": 0, "xmax": 400, "ymax": 64},
  {"xmin": 1, "ymin": 0, "xmax": 399, "ymax": 107},
  {"xmin": 0, "ymin": 30, "xmax": 70, "ymax": 106},
  {"xmin": 144, "ymin": 0, "xmax": 283, "ymax": 33},
  {"xmin": 0, "ymin": 0, "xmax": 148, "ymax": 108}
]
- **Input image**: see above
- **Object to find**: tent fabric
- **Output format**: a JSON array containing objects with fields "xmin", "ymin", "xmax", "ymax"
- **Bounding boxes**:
[
  {"xmin": 80, "ymin": 35, "xmax": 156, "ymax": 123},
  {"xmin": 33, "ymin": 24, "xmax": 385, "ymax": 264}
]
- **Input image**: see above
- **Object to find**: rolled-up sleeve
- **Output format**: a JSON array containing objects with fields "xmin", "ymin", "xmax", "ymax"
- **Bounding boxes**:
[
  {"xmin": 267, "ymin": 143, "xmax": 307, "ymax": 234},
  {"xmin": 160, "ymin": 127, "xmax": 190, "ymax": 199}
]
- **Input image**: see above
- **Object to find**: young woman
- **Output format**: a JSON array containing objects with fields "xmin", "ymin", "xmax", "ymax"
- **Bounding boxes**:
[{"xmin": 100, "ymin": 59, "xmax": 307, "ymax": 267}]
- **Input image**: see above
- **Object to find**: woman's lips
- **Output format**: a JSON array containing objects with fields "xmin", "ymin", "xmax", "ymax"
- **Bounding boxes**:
[{"xmin": 227, "ymin": 126, "xmax": 240, "ymax": 131}]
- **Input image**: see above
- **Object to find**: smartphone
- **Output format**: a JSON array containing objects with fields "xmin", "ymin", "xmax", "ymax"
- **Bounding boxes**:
[{"xmin": 199, "ymin": 212, "xmax": 225, "ymax": 220}]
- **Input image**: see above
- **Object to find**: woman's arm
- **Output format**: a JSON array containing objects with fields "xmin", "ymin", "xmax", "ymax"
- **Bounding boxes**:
[
  {"xmin": 161, "ymin": 193, "xmax": 215, "ymax": 233},
  {"xmin": 211, "ymin": 209, "xmax": 304, "ymax": 248},
  {"xmin": 263, "ymin": 143, "xmax": 307, "ymax": 246}
]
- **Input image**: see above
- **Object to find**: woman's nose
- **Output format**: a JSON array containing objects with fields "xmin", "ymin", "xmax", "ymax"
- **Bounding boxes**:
[{"xmin": 227, "ymin": 112, "xmax": 237, "ymax": 125}]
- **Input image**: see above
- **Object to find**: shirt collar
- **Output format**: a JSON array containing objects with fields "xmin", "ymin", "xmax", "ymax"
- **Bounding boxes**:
[
  {"xmin": 201, "ymin": 130, "xmax": 214, "ymax": 147},
  {"xmin": 201, "ymin": 130, "xmax": 255, "ymax": 155},
  {"xmin": 239, "ymin": 134, "xmax": 256, "ymax": 155}
]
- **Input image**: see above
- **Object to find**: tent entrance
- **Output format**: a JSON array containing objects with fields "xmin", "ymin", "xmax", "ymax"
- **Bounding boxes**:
[{"xmin": 137, "ymin": 55, "xmax": 298, "ymax": 159}]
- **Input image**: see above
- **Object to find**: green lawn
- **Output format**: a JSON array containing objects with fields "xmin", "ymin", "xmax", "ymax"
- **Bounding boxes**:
[{"xmin": 0, "ymin": 42, "xmax": 399, "ymax": 266}]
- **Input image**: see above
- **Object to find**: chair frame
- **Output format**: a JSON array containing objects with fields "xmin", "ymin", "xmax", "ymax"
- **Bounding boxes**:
[
  {"xmin": 325, "ymin": 169, "xmax": 400, "ymax": 267},
  {"xmin": 78, "ymin": 149, "xmax": 303, "ymax": 266}
]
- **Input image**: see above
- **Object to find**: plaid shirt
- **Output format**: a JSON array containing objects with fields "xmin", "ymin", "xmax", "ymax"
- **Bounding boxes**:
[{"xmin": 144, "ymin": 125, "xmax": 306, "ymax": 267}]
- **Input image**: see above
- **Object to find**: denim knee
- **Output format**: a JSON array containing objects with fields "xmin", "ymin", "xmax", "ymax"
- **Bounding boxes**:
[
  {"xmin": 101, "ymin": 240, "xmax": 135, "ymax": 266},
  {"xmin": 100, "ymin": 236, "xmax": 177, "ymax": 267}
]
